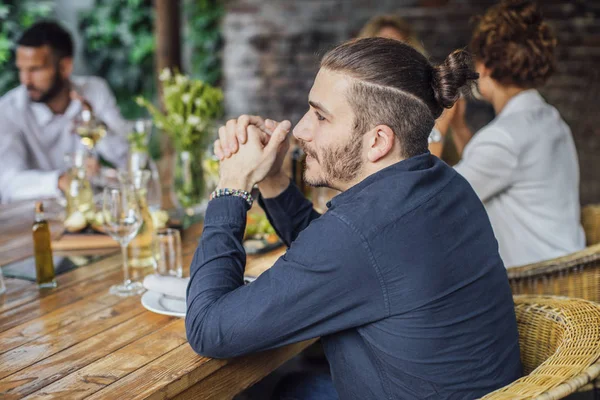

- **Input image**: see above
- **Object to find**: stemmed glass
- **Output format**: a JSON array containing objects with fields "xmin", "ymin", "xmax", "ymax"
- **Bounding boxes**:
[{"xmin": 102, "ymin": 185, "xmax": 144, "ymax": 296}]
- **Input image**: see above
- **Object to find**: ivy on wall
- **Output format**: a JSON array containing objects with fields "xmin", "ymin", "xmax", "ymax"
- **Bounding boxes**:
[
  {"xmin": 78, "ymin": 0, "xmax": 155, "ymax": 119},
  {"xmin": 0, "ymin": 0, "xmax": 55, "ymax": 94},
  {"xmin": 185, "ymin": 0, "xmax": 224, "ymax": 86}
]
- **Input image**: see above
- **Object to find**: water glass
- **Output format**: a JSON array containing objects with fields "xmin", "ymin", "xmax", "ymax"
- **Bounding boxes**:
[
  {"xmin": 0, "ymin": 268, "xmax": 6, "ymax": 295},
  {"xmin": 155, "ymin": 229, "xmax": 183, "ymax": 277}
]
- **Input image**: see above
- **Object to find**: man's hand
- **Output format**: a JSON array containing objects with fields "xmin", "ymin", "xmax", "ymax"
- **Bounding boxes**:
[
  {"xmin": 70, "ymin": 89, "xmax": 93, "ymax": 111},
  {"xmin": 214, "ymin": 115, "xmax": 291, "ymax": 181},
  {"xmin": 218, "ymin": 120, "xmax": 291, "ymax": 192},
  {"xmin": 58, "ymin": 172, "xmax": 70, "ymax": 193}
]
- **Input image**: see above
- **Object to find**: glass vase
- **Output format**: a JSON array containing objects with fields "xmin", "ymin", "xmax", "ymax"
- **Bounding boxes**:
[{"xmin": 173, "ymin": 148, "xmax": 214, "ymax": 216}]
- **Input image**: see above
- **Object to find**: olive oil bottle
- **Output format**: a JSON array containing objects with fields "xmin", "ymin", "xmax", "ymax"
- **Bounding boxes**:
[{"xmin": 32, "ymin": 202, "xmax": 57, "ymax": 288}]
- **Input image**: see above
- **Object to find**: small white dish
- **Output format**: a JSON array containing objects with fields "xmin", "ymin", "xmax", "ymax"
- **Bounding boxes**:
[
  {"xmin": 141, "ymin": 291, "xmax": 186, "ymax": 318},
  {"xmin": 141, "ymin": 276, "xmax": 257, "ymax": 318}
]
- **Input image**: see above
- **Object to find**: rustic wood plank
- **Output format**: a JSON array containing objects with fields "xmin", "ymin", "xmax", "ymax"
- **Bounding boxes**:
[
  {"xmin": 83, "ymin": 343, "xmax": 224, "ymax": 400},
  {"xmin": 0, "ymin": 296, "xmax": 143, "ymax": 380},
  {"xmin": 0, "ymin": 253, "xmax": 122, "ymax": 315},
  {"xmin": 0, "ymin": 310, "xmax": 173, "ymax": 398},
  {"xmin": 0, "ymin": 268, "xmax": 125, "ymax": 333},
  {"xmin": 22, "ymin": 319, "xmax": 187, "ymax": 400},
  {"xmin": 246, "ymin": 247, "xmax": 286, "ymax": 278},
  {"xmin": 172, "ymin": 339, "xmax": 318, "ymax": 400},
  {"xmin": 0, "ymin": 288, "xmax": 129, "ymax": 353}
]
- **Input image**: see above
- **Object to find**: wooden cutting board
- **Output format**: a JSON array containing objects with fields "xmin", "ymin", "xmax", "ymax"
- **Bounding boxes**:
[{"xmin": 51, "ymin": 233, "xmax": 119, "ymax": 251}]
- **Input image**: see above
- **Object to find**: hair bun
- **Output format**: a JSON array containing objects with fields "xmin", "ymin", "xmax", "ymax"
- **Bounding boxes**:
[{"xmin": 431, "ymin": 50, "xmax": 479, "ymax": 109}]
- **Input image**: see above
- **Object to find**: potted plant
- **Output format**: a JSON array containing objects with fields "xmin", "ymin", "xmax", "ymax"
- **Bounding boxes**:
[{"xmin": 136, "ymin": 69, "xmax": 223, "ymax": 215}]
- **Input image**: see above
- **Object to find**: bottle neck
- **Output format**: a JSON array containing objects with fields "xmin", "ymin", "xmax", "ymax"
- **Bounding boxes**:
[{"xmin": 34, "ymin": 212, "xmax": 46, "ymax": 223}]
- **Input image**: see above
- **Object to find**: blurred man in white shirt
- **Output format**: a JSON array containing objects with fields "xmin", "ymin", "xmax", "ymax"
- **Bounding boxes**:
[{"xmin": 0, "ymin": 21, "xmax": 130, "ymax": 203}]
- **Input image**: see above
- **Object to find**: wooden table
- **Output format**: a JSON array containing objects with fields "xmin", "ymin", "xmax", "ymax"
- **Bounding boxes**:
[{"xmin": 0, "ymin": 201, "xmax": 315, "ymax": 399}]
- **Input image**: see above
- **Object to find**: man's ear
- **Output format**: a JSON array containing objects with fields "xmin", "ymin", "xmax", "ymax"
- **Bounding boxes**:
[
  {"xmin": 366, "ymin": 125, "xmax": 395, "ymax": 163},
  {"xmin": 59, "ymin": 57, "xmax": 73, "ymax": 80}
]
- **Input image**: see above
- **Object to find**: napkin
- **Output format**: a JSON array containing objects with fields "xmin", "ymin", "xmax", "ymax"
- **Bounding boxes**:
[{"xmin": 143, "ymin": 274, "xmax": 189, "ymax": 300}]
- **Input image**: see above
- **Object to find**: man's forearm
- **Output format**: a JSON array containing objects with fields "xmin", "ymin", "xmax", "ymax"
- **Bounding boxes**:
[{"xmin": 451, "ymin": 123, "xmax": 474, "ymax": 156}]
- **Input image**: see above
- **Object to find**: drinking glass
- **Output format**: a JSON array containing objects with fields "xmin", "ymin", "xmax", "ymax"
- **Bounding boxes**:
[
  {"xmin": 103, "ymin": 185, "xmax": 144, "ymax": 296},
  {"xmin": 0, "ymin": 268, "xmax": 6, "ymax": 295},
  {"xmin": 155, "ymin": 228, "xmax": 183, "ymax": 277}
]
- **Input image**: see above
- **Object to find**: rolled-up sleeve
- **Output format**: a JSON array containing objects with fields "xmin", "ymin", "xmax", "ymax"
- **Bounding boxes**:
[
  {"xmin": 185, "ymin": 196, "xmax": 386, "ymax": 359},
  {"xmin": 454, "ymin": 127, "xmax": 518, "ymax": 203},
  {"xmin": 0, "ymin": 127, "xmax": 62, "ymax": 203}
]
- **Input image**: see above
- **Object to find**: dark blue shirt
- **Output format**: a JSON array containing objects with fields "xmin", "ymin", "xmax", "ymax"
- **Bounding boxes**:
[{"xmin": 186, "ymin": 153, "xmax": 521, "ymax": 399}]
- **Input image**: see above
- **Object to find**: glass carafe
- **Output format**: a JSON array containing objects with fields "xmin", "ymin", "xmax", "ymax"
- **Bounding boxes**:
[
  {"xmin": 128, "ymin": 119, "xmax": 162, "ymax": 211},
  {"xmin": 64, "ymin": 152, "xmax": 94, "ymax": 220},
  {"xmin": 118, "ymin": 170, "xmax": 157, "ymax": 270}
]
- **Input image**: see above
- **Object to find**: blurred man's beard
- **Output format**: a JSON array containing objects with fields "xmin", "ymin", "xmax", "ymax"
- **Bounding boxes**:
[
  {"xmin": 301, "ymin": 129, "xmax": 363, "ymax": 189},
  {"xmin": 28, "ymin": 71, "xmax": 66, "ymax": 104}
]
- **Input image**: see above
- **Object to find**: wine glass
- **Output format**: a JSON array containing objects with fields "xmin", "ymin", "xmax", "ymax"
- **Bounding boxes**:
[
  {"xmin": 73, "ymin": 110, "xmax": 107, "ymax": 151},
  {"xmin": 102, "ymin": 185, "xmax": 144, "ymax": 296}
]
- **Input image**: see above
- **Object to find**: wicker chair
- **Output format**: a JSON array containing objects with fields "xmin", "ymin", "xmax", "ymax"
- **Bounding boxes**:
[
  {"xmin": 481, "ymin": 295, "xmax": 600, "ymax": 400},
  {"xmin": 582, "ymin": 204, "xmax": 600, "ymax": 246},
  {"xmin": 508, "ymin": 243, "xmax": 600, "ymax": 301}
]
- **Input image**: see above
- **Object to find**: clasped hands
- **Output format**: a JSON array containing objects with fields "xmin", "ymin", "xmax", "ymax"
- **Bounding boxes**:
[{"xmin": 214, "ymin": 115, "xmax": 292, "ymax": 194}]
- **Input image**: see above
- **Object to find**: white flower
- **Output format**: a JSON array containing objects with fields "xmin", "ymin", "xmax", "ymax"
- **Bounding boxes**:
[
  {"xmin": 171, "ymin": 114, "xmax": 184, "ymax": 125},
  {"xmin": 194, "ymin": 98, "xmax": 204, "ymax": 107},
  {"xmin": 155, "ymin": 121, "xmax": 164, "ymax": 129},
  {"xmin": 187, "ymin": 115, "xmax": 201, "ymax": 126},
  {"xmin": 181, "ymin": 94, "xmax": 191, "ymax": 104},
  {"xmin": 159, "ymin": 68, "xmax": 172, "ymax": 82},
  {"xmin": 164, "ymin": 86, "xmax": 177, "ymax": 96},
  {"xmin": 175, "ymin": 74, "xmax": 189, "ymax": 86}
]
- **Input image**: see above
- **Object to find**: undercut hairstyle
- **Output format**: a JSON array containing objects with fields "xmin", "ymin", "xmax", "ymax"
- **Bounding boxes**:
[
  {"xmin": 17, "ymin": 20, "xmax": 74, "ymax": 60},
  {"xmin": 321, "ymin": 38, "xmax": 478, "ymax": 158},
  {"xmin": 470, "ymin": 0, "xmax": 557, "ymax": 88}
]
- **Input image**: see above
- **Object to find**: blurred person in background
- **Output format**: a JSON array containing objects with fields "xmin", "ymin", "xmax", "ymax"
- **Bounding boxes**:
[
  {"xmin": 0, "ymin": 21, "xmax": 130, "ymax": 204},
  {"xmin": 358, "ymin": 14, "xmax": 426, "ymax": 54},
  {"xmin": 431, "ymin": 0, "xmax": 585, "ymax": 267}
]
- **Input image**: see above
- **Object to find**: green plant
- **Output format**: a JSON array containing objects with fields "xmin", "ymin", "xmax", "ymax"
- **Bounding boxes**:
[
  {"xmin": 0, "ymin": 0, "xmax": 55, "ymax": 94},
  {"xmin": 78, "ymin": 0, "xmax": 155, "ymax": 119},
  {"xmin": 136, "ymin": 69, "xmax": 224, "ymax": 151},
  {"xmin": 184, "ymin": 0, "xmax": 224, "ymax": 85}
]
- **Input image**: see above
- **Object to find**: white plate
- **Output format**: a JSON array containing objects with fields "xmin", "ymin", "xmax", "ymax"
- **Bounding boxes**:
[
  {"xmin": 140, "ymin": 276, "xmax": 257, "ymax": 318},
  {"xmin": 141, "ymin": 291, "xmax": 186, "ymax": 318}
]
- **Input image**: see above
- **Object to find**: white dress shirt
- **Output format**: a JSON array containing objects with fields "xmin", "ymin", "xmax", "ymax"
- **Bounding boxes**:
[
  {"xmin": 455, "ymin": 89, "xmax": 585, "ymax": 267},
  {"xmin": 0, "ymin": 76, "xmax": 130, "ymax": 203}
]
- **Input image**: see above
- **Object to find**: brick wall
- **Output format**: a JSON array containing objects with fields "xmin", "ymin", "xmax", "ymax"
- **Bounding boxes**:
[{"xmin": 223, "ymin": 0, "xmax": 600, "ymax": 204}]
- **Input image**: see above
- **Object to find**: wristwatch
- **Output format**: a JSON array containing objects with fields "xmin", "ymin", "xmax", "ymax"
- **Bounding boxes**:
[{"xmin": 428, "ymin": 127, "xmax": 443, "ymax": 144}]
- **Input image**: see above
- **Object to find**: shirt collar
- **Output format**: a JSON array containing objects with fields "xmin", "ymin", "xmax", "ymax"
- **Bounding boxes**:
[
  {"xmin": 498, "ymin": 89, "xmax": 545, "ymax": 118},
  {"xmin": 24, "ymin": 88, "xmax": 83, "ymax": 127},
  {"xmin": 327, "ymin": 152, "xmax": 435, "ymax": 209}
]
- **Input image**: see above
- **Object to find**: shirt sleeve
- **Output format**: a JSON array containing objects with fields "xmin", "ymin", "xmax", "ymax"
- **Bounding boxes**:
[
  {"xmin": 185, "ymin": 195, "xmax": 387, "ymax": 359},
  {"xmin": 454, "ymin": 127, "xmax": 518, "ymax": 203},
  {"xmin": 258, "ymin": 181, "xmax": 321, "ymax": 246},
  {"xmin": 89, "ymin": 78, "xmax": 131, "ymax": 168},
  {"xmin": 0, "ymin": 127, "xmax": 62, "ymax": 203}
]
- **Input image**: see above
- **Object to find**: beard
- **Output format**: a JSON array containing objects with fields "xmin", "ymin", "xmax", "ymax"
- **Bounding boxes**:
[
  {"xmin": 27, "ymin": 69, "xmax": 67, "ymax": 104},
  {"xmin": 299, "ymin": 128, "xmax": 364, "ymax": 189}
]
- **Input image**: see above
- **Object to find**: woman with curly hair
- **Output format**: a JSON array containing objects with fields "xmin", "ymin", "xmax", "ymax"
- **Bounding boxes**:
[{"xmin": 434, "ymin": 0, "xmax": 585, "ymax": 268}]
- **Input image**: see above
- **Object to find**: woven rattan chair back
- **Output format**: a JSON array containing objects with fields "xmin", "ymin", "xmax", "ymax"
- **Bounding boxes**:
[
  {"xmin": 582, "ymin": 204, "xmax": 600, "ymax": 246},
  {"xmin": 481, "ymin": 295, "xmax": 600, "ymax": 400}
]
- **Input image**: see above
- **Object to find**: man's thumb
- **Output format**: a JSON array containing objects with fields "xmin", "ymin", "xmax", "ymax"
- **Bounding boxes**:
[{"xmin": 265, "ymin": 120, "xmax": 291, "ymax": 153}]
